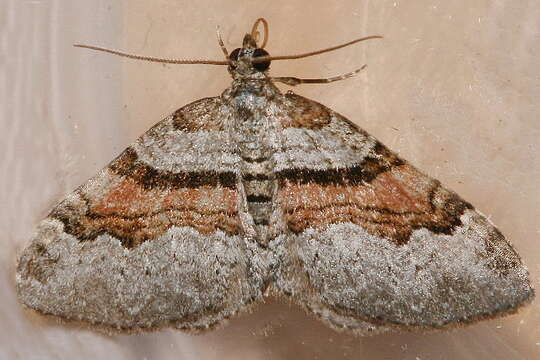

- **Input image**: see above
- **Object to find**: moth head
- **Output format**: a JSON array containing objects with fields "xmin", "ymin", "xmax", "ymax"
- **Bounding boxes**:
[
  {"xmin": 228, "ymin": 34, "xmax": 271, "ymax": 75},
  {"xmin": 73, "ymin": 17, "xmax": 382, "ymax": 85}
]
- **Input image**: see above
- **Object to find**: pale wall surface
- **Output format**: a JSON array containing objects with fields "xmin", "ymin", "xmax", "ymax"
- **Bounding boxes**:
[{"xmin": 2, "ymin": 0, "xmax": 539, "ymax": 359}]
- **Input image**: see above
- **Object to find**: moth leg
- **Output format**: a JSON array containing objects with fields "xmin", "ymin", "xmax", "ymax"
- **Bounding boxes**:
[{"xmin": 270, "ymin": 65, "xmax": 366, "ymax": 86}]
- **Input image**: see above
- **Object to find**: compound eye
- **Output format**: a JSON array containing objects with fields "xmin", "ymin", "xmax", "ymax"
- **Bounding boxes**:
[
  {"xmin": 229, "ymin": 48, "xmax": 242, "ymax": 62},
  {"xmin": 252, "ymin": 48, "xmax": 270, "ymax": 71}
]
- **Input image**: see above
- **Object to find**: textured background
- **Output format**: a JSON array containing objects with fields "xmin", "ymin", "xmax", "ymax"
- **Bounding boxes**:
[{"xmin": 2, "ymin": 0, "xmax": 539, "ymax": 359}]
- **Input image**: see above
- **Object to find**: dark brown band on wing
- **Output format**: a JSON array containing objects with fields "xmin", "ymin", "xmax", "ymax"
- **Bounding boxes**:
[
  {"xmin": 172, "ymin": 97, "xmax": 225, "ymax": 132},
  {"xmin": 110, "ymin": 147, "xmax": 237, "ymax": 189},
  {"xmin": 52, "ymin": 208, "xmax": 240, "ymax": 249},
  {"xmin": 50, "ymin": 174, "xmax": 241, "ymax": 249},
  {"xmin": 281, "ymin": 93, "xmax": 332, "ymax": 129},
  {"xmin": 285, "ymin": 185, "xmax": 472, "ymax": 245},
  {"xmin": 277, "ymin": 141, "xmax": 404, "ymax": 186},
  {"xmin": 280, "ymin": 163, "xmax": 473, "ymax": 246}
]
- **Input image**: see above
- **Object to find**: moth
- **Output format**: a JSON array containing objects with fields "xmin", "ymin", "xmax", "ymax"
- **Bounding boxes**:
[{"xmin": 17, "ymin": 18, "xmax": 533, "ymax": 335}]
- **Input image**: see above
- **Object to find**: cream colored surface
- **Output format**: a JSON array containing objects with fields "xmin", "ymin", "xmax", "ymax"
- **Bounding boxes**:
[{"xmin": 2, "ymin": 0, "xmax": 539, "ymax": 359}]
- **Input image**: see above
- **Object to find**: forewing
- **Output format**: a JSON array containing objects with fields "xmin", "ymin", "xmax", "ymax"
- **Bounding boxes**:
[
  {"xmin": 16, "ymin": 97, "xmax": 261, "ymax": 331},
  {"xmin": 274, "ymin": 93, "xmax": 534, "ymax": 334}
]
